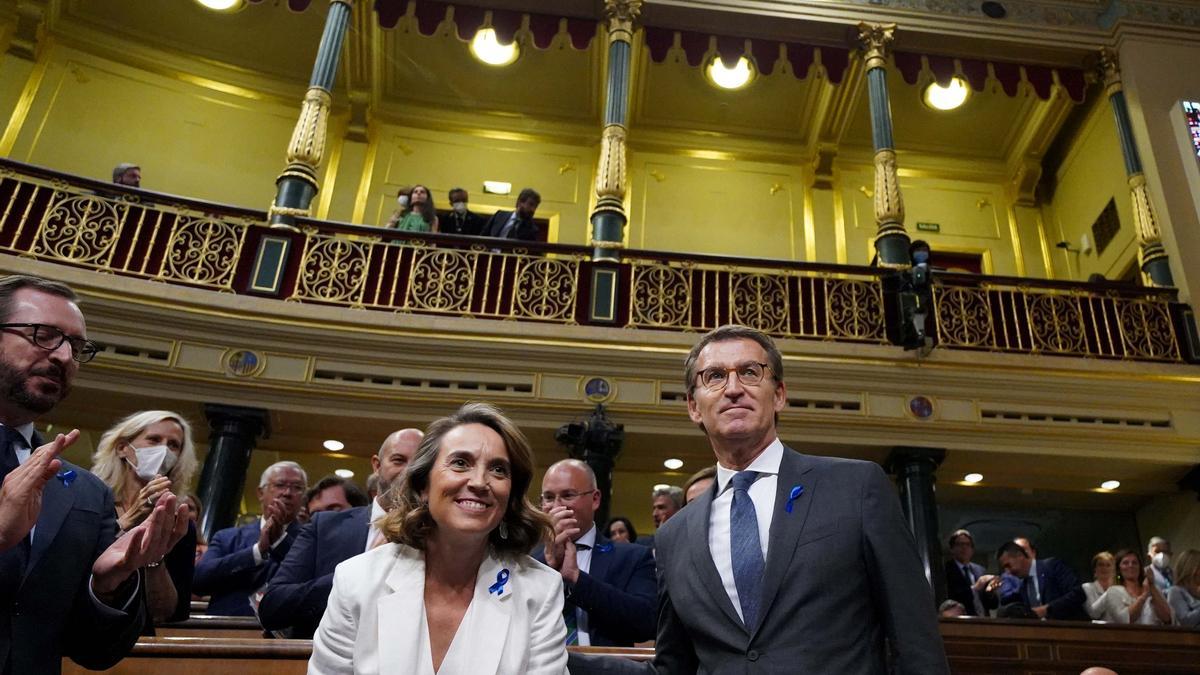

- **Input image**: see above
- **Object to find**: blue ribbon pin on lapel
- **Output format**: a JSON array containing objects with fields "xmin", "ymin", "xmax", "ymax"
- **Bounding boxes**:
[
  {"xmin": 56, "ymin": 469, "xmax": 77, "ymax": 487},
  {"xmin": 784, "ymin": 485, "xmax": 804, "ymax": 513},
  {"xmin": 596, "ymin": 543, "xmax": 613, "ymax": 553},
  {"xmin": 488, "ymin": 568, "xmax": 511, "ymax": 596}
]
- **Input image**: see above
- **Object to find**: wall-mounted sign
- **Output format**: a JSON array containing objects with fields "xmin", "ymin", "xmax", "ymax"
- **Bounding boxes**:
[{"xmin": 916, "ymin": 222, "xmax": 940, "ymax": 233}]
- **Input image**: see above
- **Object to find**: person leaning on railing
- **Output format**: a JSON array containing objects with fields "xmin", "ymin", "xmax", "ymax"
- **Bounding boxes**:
[
  {"xmin": 1168, "ymin": 549, "xmax": 1200, "ymax": 627},
  {"xmin": 90, "ymin": 410, "xmax": 199, "ymax": 628}
]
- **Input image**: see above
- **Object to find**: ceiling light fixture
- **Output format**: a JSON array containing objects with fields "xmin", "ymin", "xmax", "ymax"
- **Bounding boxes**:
[
  {"xmin": 335, "ymin": 469, "xmax": 355, "ymax": 479},
  {"xmin": 195, "ymin": 0, "xmax": 245, "ymax": 11},
  {"xmin": 923, "ymin": 77, "xmax": 970, "ymax": 111},
  {"xmin": 706, "ymin": 56, "xmax": 754, "ymax": 90},
  {"xmin": 482, "ymin": 180, "xmax": 512, "ymax": 195},
  {"xmin": 1100, "ymin": 480, "xmax": 1121, "ymax": 491},
  {"xmin": 470, "ymin": 28, "xmax": 519, "ymax": 67},
  {"xmin": 963, "ymin": 473, "xmax": 984, "ymax": 484},
  {"xmin": 323, "ymin": 439, "xmax": 345, "ymax": 452},
  {"xmin": 663, "ymin": 458, "xmax": 684, "ymax": 470}
]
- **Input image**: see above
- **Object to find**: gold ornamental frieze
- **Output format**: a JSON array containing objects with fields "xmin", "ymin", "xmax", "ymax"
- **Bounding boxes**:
[
  {"xmin": 405, "ymin": 247, "xmax": 475, "ymax": 314},
  {"xmin": 1117, "ymin": 299, "xmax": 1179, "ymax": 360},
  {"xmin": 825, "ymin": 278, "xmax": 886, "ymax": 341},
  {"xmin": 513, "ymin": 257, "xmax": 579, "ymax": 322},
  {"xmin": 160, "ymin": 216, "xmax": 246, "ymax": 289},
  {"xmin": 629, "ymin": 262, "xmax": 692, "ymax": 328},
  {"xmin": 932, "ymin": 285, "xmax": 995, "ymax": 348},
  {"xmin": 35, "ymin": 193, "xmax": 124, "ymax": 264},
  {"xmin": 730, "ymin": 273, "xmax": 789, "ymax": 335},
  {"xmin": 294, "ymin": 233, "xmax": 371, "ymax": 304}
]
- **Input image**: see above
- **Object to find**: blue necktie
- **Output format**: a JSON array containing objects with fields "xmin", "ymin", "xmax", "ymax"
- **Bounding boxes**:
[{"xmin": 730, "ymin": 470, "xmax": 764, "ymax": 631}]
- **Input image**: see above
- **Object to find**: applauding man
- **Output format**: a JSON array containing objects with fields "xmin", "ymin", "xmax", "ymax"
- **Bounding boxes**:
[{"xmin": 0, "ymin": 274, "xmax": 189, "ymax": 675}]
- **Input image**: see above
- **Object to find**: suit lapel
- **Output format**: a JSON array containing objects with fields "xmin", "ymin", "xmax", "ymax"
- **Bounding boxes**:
[
  {"xmin": 25, "ymin": 465, "xmax": 77, "ymax": 578},
  {"xmin": 751, "ymin": 447, "xmax": 816, "ymax": 639},
  {"xmin": 378, "ymin": 547, "xmax": 426, "ymax": 675},
  {"xmin": 469, "ymin": 556, "xmax": 512, "ymax": 675},
  {"xmin": 588, "ymin": 535, "xmax": 613, "ymax": 587},
  {"xmin": 686, "ymin": 486, "xmax": 743, "ymax": 631}
]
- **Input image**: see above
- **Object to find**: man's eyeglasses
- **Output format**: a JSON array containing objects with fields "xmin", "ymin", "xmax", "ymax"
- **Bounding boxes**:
[
  {"xmin": 269, "ymin": 481, "xmax": 306, "ymax": 494},
  {"xmin": 0, "ymin": 323, "xmax": 98, "ymax": 363},
  {"xmin": 539, "ymin": 489, "xmax": 595, "ymax": 505},
  {"xmin": 695, "ymin": 362, "xmax": 772, "ymax": 392}
]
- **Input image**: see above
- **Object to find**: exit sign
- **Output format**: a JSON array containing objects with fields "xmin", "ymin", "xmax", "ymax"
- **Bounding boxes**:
[{"xmin": 916, "ymin": 222, "xmax": 940, "ymax": 232}]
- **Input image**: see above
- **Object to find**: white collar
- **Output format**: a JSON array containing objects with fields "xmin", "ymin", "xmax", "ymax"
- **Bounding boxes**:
[
  {"xmin": 1, "ymin": 422, "xmax": 36, "ymax": 447},
  {"xmin": 577, "ymin": 524, "xmax": 598, "ymax": 548},
  {"xmin": 715, "ymin": 437, "xmax": 784, "ymax": 494},
  {"xmin": 371, "ymin": 496, "xmax": 388, "ymax": 523}
]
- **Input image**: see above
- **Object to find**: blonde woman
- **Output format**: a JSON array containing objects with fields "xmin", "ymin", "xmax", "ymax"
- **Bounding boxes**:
[
  {"xmin": 92, "ymin": 410, "xmax": 198, "ymax": 626},
  {"xmin": 1169, "ymin": 549, "xmax": 1200, "ymax": 626},
  {"xmin": 1083, "ymin": 551, "xmax": 1116, "ymax": 619}
]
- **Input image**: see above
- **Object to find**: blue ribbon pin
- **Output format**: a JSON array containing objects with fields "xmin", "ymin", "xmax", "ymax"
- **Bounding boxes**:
[
  {"xmin": 56, "ymin": 469, "xmax": 77, "ymax": 487},
  {"xmin": 596, "ymin": 543, "xmax": 613, "ymax": 554},
  {"xmin": 784, "ymin": 485, "xmax": 805, "ymax": 513},
  {"xmin": 488, "ymin": 568, "xmax": 511, "ymax": 596}
]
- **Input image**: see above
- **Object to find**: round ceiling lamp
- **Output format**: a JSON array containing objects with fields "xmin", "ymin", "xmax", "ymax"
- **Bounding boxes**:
[
  {"xmin": 706, "ymin": 56, "xmax": 755, "ymax": 90},
  {"xmin": 923, "ymin": 77, "xmax": 970, "ymax": 111},
  {"xmin": 335, "ymin": 469, "xmax": 355, "ymax": 479},
  {"xmin": 195, "ymin": 0, "xmax": 245, "ymax": 11},
  {"xmin": 963, "ymin": 473, "xmax": 984, "ymax": 484},
  {"xmin": 1100, "ymin": 480, "xmax": 1121, "ymax": 491},
  {"xmin": 470, "ymin": 28, "xmax": 520, "ymax": 67}
]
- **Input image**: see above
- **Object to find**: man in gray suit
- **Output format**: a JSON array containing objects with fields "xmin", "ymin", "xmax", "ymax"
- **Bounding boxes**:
[{"xmin": 572, "ymin": 324, "xmax": 948, "ymax": 674}]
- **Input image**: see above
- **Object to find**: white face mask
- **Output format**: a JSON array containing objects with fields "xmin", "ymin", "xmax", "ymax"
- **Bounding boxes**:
[
  {"xmin": 452, "ymin": 201, "xmax": 468, "ymax": 214},
  {"xmin": 126, "ymin": 444, "xmax": 177, "ymax": 482},
  {"xmin": 397, "ymin": 195, "xmax": 409, "ymax": 208},
  {"xmin": 1153, "ymin": 551, "xmax": 1171, "ymax": 569}
]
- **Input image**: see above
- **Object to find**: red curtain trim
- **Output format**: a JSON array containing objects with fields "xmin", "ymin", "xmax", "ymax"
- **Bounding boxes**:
[
  {"xmin": 893, "ymin": 50, "xmax": 1087, "ymax": 103},
  {"xmin": 642, "ymin": 25, "xmax": 844, "ymax": 82}
]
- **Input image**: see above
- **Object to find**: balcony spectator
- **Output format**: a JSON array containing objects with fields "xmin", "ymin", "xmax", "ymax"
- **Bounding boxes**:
[
  {"xmin": 682, "ymin": 465, "xmax": 716, "ymax": 504},
  {"xmin": 389, "ymin": 184, "xmax": 439, "ymax": 233},
  {"xmin": 483, "ymin": 188, "xmax": 541, "ymax": 241},
  {"xmin": 383, "ymin": 184, "xmax": 412, "ymax": 228},
  {"xmin": 1147, "ymin": 536, "xmax": 1173, "ymax": 592},
  {"xmin": 304, "ymin": 474, "xmax": 369, "ymax": 516},
  {"xmin": 112, "ymin": 162, "xmax": 141, "ymax": 187},
  {"xmin": 1093, "ymin": 549, "xmax": 1172, "ymax": 624},
  {"xmin": 90, "ymin": 410, "xmax": 199, "ymax": 627},
  {"xmin": 536, "ymin": 459, "xmax": 657, "ymax": 646},
  {"xmin": 1168, "ymin": 549, "xmax": 1200, "ymax": 626},
  {"xmin": 651, "ymin": 484, "xmax": 683, "ymax": 527},
  {"xmin": 944, "ymin": 529, "xmax": 989, "ymax": 616},
  {"xmin": 995, "ymin": 540, "xmax": 1087, "ymax": 620},
  {"xmin": 938, "ymin": 599, "xmax": 966, "ymax": 618},
  {"xmin": 259, "ymin": 429, "xmax": 423, "ymax": 639},
  {"xmin": 193, "ymin": 460, "xmax": 307, "ymax": 616},
  {"xmin": 1082, "ymin": 551, "xmax": 1116, "ymax": 620},
  {"xmin": 604, "ymin": 516, "xmax": 638, "ymax": 545},
  {"xmin": 441, "ymin": 186, "xmax": 485, "ymax": 236}
]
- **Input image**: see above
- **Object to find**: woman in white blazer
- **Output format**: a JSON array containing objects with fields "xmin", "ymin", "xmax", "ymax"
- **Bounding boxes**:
[{"xmin": 309, "ymin": 402, "xmax": 568, "ymax": 675}]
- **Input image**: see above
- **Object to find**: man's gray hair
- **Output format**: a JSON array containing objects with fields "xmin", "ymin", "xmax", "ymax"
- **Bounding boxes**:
[
  {"xmin": 653, "ymin": 485, "xmax": 684, "ymax": 509},
  {"xmin": 112, "ymin": 162, "xmax": 139, "ymax": 182},
  {"xmin": 259, "ymin": 460, "xmax": 307, "ymax": 488},
  {"xmin": 1148, "ymin": 536, "xmax": 1169, "ymax": 549}
]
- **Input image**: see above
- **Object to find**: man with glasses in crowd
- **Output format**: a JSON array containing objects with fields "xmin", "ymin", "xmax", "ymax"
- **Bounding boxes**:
[
  {"xmin": 0, "ymin": 274, "xmax": 189, "ymax": 674},
  {"xmin": 193, "ymin": 460, "xmax": 308, "ymax": 615},
  {"xmin": 536, "ymin": 458, "xmax": 656, "ymax": 647}
]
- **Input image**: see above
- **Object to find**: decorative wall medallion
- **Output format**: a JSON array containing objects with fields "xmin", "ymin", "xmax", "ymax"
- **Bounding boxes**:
[
  {"xmin": 583, "ymin": 377, "xmax": 614, "ymax": 403},
  {"xmin": 225, "ymin": 349, "xmax": 265, "ymax": 378},
  {"xmin": 908, "ymin": 395, "xmax": 935, "ymax": 419}
]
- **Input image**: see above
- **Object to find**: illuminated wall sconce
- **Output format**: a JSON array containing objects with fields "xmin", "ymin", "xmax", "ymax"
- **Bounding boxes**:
[
  {"xmin": 923, "ymin": 77, "xmax": 970, "ymax": 111},
  {"xmin": 706, "ymin": 56, "xmax": 755, "ymax": 90},
  {"xmin": 470, "ymin": 28, "xmax": 520, "ymax": 66},
  {"xmin": 483, "ymin": 181, "xmax": 512, "ymax": 195}
]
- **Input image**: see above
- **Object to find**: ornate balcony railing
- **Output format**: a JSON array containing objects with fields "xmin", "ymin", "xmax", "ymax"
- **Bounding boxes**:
[{"xmin": 0, "ymin": 158, "xmax": 1194, "ymax": 364}]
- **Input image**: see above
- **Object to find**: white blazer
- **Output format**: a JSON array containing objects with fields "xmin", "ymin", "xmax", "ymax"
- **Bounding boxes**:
[{"xmin": 309, "ymin": 543, "xmax": 568, "ymax": 675}]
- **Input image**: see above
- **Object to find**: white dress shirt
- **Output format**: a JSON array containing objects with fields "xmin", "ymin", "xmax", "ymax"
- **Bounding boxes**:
[
  {"xmin": 708, "ymin": 437, "xmax": 782, "ymax": 623},
  {"xmin": 365, "ymin": 497, "xmax": 388, "ymax": 552},
  {"xmin": 571, "ymin": 524, "xmax": 597, "ymax": 646}
]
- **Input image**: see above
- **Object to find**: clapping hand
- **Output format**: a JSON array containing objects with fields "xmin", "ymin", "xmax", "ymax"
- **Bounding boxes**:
[
  {"xmin": 973, "ymin": 574, "xmax": 996, "ymax": 592},
  {"xmin": 92, "ymin": 491, "xmax": 188, "ymax": 599},
  {"xmin": 118, "ymin": 475, "xmax": 173, "ymax": 532},
  {"xmin": 257, "ymin": 497, "xmax": 292, "ymax": 554},
  {"xmin": 543, "ymin": 505, "xmax": 582, "ymax": 583},
  {"xmin": 0, "ymin": 430, "xmax": 78, "ymax": 551}
]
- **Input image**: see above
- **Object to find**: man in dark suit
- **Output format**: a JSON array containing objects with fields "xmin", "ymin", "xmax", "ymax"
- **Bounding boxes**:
[
  {"xmin": 259, "ymin": 428, "xmax": 423, "ymax": 638},
  {"xmin": 945, "ymin": 528, "xmax": 990, "ymax": 616},
  {"xmin": 193, "ymin": 460, "xmax": 308, "ymax": 615},
  {"xmin": 0, "ymin": 274, "xmax": 188, "ymax": 674},
  {"xmin": 995, "ymin": 540, "xmax": 1087, "ymax": 620},
  {"xmin": 482, "ymin": 187, "xmax": 541, "ymax": 242},
  {"xmin": 572, "ymin": 325, "xmax": 948, "ymax": 674},
  {"xmin": 536, "ymin": 459, "xmax": 656, "ymax": 646},
  {"xmin": 440, "ymin": 187, "xmax": 485, "ymax": 236}
]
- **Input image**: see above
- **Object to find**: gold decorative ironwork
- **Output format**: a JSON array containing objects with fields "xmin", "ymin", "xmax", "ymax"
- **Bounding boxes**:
[
  {"xmin": 589, "ymin": 238, "xmax": 625, "ymax": 250},
  {"xmin": 513, "ymin": 257, "xmax": 579, "ymax": 322},
  {"xmin": 825, "ymin": 278, "xmax": 885, "ymax": 341},
  {"xmin": 405, "ymin": 248, "xmax": 475, "ymax": 314},
  {"xmin": 730, "ymin": 272, "xmax": 788, "ymax": 334},
  {"xmin": 160, "ymin": 216, "xmax": 245, "ymax": 289},
  {"xmin": 294, "ymin": 234, "xmax": 370, "ymax": 303},
  {"xmin": 1026, "ymin": 293, "xmax": 1086, "ymax": 354},
  {"xmin": 934, "ymin": 286, "xmax": 995, "ymax": 347},
  {"xmin": 857, "ymin": 22, "xmax": 896, "ymax": 71},
  {"xmin": 1116, "ymin": 299, "xmax": 1179, "ymax": 360},
  {"xmin": 35, "ymin": 193, "xmax": 124, "ymax": 264},
  {"xmin": 630, "ymin": 263, "xmax": 691, "ymax": 328}
]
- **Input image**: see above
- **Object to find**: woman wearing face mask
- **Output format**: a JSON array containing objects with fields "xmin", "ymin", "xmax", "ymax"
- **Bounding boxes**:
[
  {"xmin": 388, "ymin": 184, "xmax": 439, "ymax": 233},
  {"xmin": 384, "ymin": 184, "xmax": 413, "ymax": 228},
  {"xmin": 1094, "ymin": 549, "xmax": 1172, "ymax": 624},
  {"xmin": 92, "ymin": 410, "xmax": 199, "ymax": 626}
]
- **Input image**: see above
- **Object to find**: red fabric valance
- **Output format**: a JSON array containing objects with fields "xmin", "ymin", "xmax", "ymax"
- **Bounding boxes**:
[
  {"xmin": 893, "ymin": 51, "xmax": 1088, "ymax": 102},
  {"xmin": 643, "ymin": 25, "xmax": 849, "ymax": 84}
]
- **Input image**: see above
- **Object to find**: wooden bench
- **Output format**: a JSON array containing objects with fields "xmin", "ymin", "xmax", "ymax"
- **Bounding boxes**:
[{"xmin": 156, "ymin": 615, "xmax": 265, "ymax": 639}]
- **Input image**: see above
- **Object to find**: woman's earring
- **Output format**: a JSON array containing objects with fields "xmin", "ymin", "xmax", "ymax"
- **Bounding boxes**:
[{"xmin": 498, "ymin": 522, "xmax": 509, "ymax": 540}]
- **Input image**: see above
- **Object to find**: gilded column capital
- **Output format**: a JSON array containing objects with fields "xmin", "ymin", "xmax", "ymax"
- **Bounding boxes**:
[
  {"xmin": 857, "ymin": 22, "xmax": 896, "ymax": 71},
  {"xmin": 285, "ymin": 87, "xmax": 333, "ymax": 174},
  {"xmin": 1099, "ymin": 47, "xmax": 1122, "ymax": 96},
  {"xmin": 1128, "ymin": 173, "xmax": 1162, "ymax": 245},
  {"xmin": 604, "ymin": 0, "xmax": 642, "ymax": 42},
  {"xmin": 873, "ymin": 148, "xmax": 905, "ymax": 233},
  {"xmin": 594, "ymin": 123, "xmax": 628, "ymax": 214}
]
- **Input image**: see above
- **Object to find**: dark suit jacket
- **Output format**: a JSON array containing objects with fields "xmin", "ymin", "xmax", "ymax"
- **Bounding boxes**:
[
  {"xmin": 1000, "ymin": 557, "xmax": 1087, "ymax": 620},
  {"xmin": 652, "ymin": 449, "xmax": 948, "ymax": 675},
  {"xmin": 533, "ymin": 533, "xmax": 657, "ymax": 646},
  {"xmin": 483, "ymin": 209, "xmax": 539, "ymax": 241},
  {"xmin": 193, "ymin": 519, "xmax": 299, "ymax": 616},
  {"xmin": 0, "ymin": 457, "xmax": 144, "ymax": 675},
  {"xmin": 944, "ymin": 559, "xmax": 987, "ymax": 616},
  {"xmin": 259, "ymin": 506, "xmax": 371, "ymax": 638},
  {"xmin": 439, "ymin": 209, "xmax": 484, "ymax": 236}
]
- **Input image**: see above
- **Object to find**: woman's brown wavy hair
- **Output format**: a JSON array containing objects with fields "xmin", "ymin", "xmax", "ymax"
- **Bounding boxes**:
[{"xmin": 379, "ymin": 401, "xmax": 550, "ymax": 557}]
